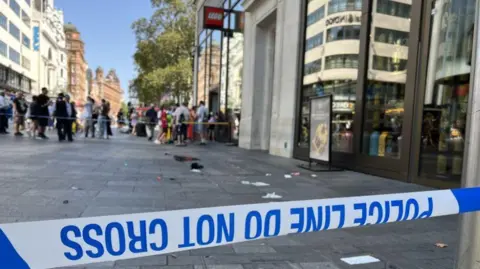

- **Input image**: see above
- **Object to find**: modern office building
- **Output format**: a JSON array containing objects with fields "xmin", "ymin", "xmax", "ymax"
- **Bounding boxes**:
[
  {"xmin": 0, "ymin": 0, "xmax": 35, "ymax": 94},
  {"xmin": 194, "ymin": 0, "xmax": 479, "ymax": 188},
  {"xmin": 31, "ymin": 0, "xmax": 67, "ymax": 96}
]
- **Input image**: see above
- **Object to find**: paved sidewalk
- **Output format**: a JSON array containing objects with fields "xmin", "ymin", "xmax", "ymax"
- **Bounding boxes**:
[{"xmin": 0, "ymin": 133, "xmax": 459, "ymax": 269}]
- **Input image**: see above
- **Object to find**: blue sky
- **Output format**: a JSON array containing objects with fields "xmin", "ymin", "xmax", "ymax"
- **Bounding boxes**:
[{"xmin": 56, "ymin": 0, "xmax": 153, "ymax": 99}]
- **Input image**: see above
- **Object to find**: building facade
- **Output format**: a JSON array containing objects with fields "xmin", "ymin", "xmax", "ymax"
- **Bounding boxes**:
[
  {"xmin": 31, "ymin": 0, "xmax": 67, "ymax": 96},
  {"xmin": 195, "ymin": 0, "xmax": 480, "ymax": 188},
  {"xmin": 87, "ymin": 67, "xmax": 123, "ymax": 116},
  {"xmin": 0, "ymin": 0, "xmax": 35, "ymax": 94},
  {"xmin": 64, "ymin": 23, "xmax": 87, "ymax": 106}
]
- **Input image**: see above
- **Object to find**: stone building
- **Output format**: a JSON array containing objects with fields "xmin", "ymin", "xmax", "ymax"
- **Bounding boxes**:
[
  {"xmin": 64, "ymin": 23, "xmax": 87, "ymax": 106},
  {"xmin": 87, "ymin": 67, "xmax": 123, "ymax": 116}
]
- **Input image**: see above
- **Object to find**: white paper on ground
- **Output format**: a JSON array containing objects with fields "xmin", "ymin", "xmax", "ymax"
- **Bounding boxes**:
[
  {"xmin": 251, "ymin": 182, "xmax": 270, "ymax": 187},
  {"xmin": 191, "ymin": 169, "xmax": 202, "ymax": 173},
  {"xmin": 262, "ymin": 192, "xmax": 282, "ymax": 199},
  {"xmin": 341, "ymin": 255, "xmax": 381, "ymax": 265},
  {"xmin": 241, "ymin": 181, "xmax": 251, "ymax": 185},
  {"xmin": 284, "ymin": 175, "xmax": 292, "ymax": 179}
]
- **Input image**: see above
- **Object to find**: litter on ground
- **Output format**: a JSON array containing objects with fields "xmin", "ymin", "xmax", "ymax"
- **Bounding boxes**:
[
  {"xmin": 251, "ymin": 182, "xmax": 270, "ymax": 187},
  {"xmin": 191, "ymin": 169, "xmax": 202, "ymax": 173},
  {"xmin": 435, "ymin": 243, "xmax": 448, "ymax": 248},
  {"xmin": 265, "ymin": 173, "xmax": 272, "ymax": 176},
  {"xmin": 262, "ymin": 192, "xmax": 282, "ymax": 199},
  {"xmin": 284, "ymin": 174, "xmax": 292, "ymax": 179}
]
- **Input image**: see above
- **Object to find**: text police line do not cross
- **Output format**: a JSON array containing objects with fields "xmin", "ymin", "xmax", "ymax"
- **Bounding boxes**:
[{"xmin": 0, "ymin": 188, "xmax": 479, "ymax": 269}]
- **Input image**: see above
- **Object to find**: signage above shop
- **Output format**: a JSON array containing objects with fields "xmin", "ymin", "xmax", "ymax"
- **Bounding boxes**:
[
  {"xmin": 204, "ymin": 6, "xmax": 224, "ymax": 30},
  {"xmin": 325, "ymin": 14, "xmax": 361, "ymax": 27}
]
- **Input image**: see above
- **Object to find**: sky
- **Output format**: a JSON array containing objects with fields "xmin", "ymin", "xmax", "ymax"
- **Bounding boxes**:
[{"xmin": 55, "ymin": 0, "xmax": 153, "ymax": 100}]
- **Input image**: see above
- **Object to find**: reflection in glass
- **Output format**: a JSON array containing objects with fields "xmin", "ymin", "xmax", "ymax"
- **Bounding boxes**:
[
  {"xmin": 361, "ymin": 0, "xmax": 411, "ymax": 159},
  {"xmin": 298, "ymin": 0, "xmax": 361, "ymax": 153},
  {"xmin": 418, "ymin": 0, "xmax": 476, "ymax": 181}
]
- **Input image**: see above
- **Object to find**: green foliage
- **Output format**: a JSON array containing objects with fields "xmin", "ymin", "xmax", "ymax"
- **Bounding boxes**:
[{"xmin": 132, "ymin": 0, "xmax": 195, "ymax": 105}]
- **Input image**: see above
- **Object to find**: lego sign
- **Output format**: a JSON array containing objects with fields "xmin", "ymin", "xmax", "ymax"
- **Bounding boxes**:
[{"xmin": 204, "ymin": 6, "xmax": 224, "ymax": 30}]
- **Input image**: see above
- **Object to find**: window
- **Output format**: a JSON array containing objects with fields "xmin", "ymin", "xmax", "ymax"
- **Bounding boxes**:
[
  {"xmin": 21, "ymin": 10, "xmax": 31, "ymax": 27},
  {"xmin": 61, "ymin": 68, "xmax": 63, "ymax": 78},
  {"xmin": 304, "ymin": 59, "xmax": 322, "ymax": 76},
  {"xmin": 21, "ymin": 56, "xmax": 30, "ymax": 70},
  {"xmin": 327, "ymin": 25, "xmax": 361, "ymax": 42},
  {"xmin": 9, "ymin": 47, "xmax": 20, "ymax": 64},
  {"xmin": 374, "ymin": 27, "xmax": 409, "ymax": 46},
  {"xmin": 328, "ymin": 0, "xmax": 362, "ymax": 14},
  {"xmin": 9, "ymin": 22, "xmax": 20, "ymax": 40},
  {"xmin": 22, "ymin": 34, "xmax": 30, "ymax": 48},
  {"xmin": 10, "ymin": 0, "xmax": 21, "ymax": 17},
  {"xmin": 0, "ymin": 40, "xmax": 6, "ymax": 57},
  {"xmin": 372, "ymin": 55, "xmax": 407, "ymax": 72},
  {"xmin": 325, "ymin": 54, "xmax": 359, "ymax": 69},
  {"xmin": 25, "ymin": 0, "xmax": 31, "ymax": 6},
  {"xmin": 0, "ymin": 12, "xmax": 6, "ymax": 30},
  {"xmin": 305, "ymin": 32, "xmax": 324, "ymax": 51},
  {"xmin": 307, "ymin": 6, "xmax": 325, "ymax": 26},
  {"xmin": 376, "ymin": 0, "xmax": 411, "ymax": 18},
  {"xmin": 61, "ymin": 54, "xmax": 64, "ymax": 62}
]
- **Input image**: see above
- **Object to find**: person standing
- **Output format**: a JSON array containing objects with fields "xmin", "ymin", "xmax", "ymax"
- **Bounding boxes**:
[
  {"xmin": 106, "ymin": 101, "xmax": 113, "ymax": 139},
  {"xmin": 53, "ymin": 93, "xmax": 68, "ymax": 141},
  {"xmin": 13, "ymin": 92, "xmax": 27, "ymax": 136},
  {"xmin": 196, "ymin": 101, "xmax": 208, "ymax": 145},
  {"xmin": 117, "ymin": 109, "xmax": 125, "ymax": 129},
  {"xmin": 64, "ymin": 94, "xmax": 76, "ymax": 141},
  {"xmin": 146, "ymin": 103, "xmax": 158, "ymax": 141},
  {"xmin": 0, "ymin": 90, "xmax": 9, "ymax": 134},
  {"xmin": 188, "ymin": 106, "xmax": 196, "ymax": 141},
  {"xmin": 174, "ymin": 102, "xmax": 189, "ymax": 146},
  {"xmin": 98, "ymin": 99, "xmax": 109, "ymax": 139},
  {"xmin": 83, "ymin": 97, "xmax": 94, "ymax": 138},
  {"xmin": 127, "ymin": 102, "xmax": 134, "ymax": 132},
  {"xmin": 37, "ymin": 87, "xmax": 50, "ymax": 139},
  {"xmin": 27, "ymin": 96, "xmax": 39, "ymax": 138}
]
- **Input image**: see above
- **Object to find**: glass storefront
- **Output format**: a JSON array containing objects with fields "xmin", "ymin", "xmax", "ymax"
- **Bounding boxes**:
[
  {"xmin": 197, "ymin": 0, "xmax": 244, "ymax": 140},
  {"xmin": 298, "ymin": 0, "xmax": 362, "ymax": 153},
  {"xmin": 361, "ymin": 0, "xmax": 412, "ymax": 159},
  {"xmin": 294, "ymin": 0, "xmax": 478, "ymax": 187},
  {"xmin": 418, "ymin": 0, "xmax": 476, "ymax": 182}
]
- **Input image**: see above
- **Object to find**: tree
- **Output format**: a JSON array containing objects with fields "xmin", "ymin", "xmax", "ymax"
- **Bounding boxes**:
[{"xmin": 132, "ymin": 0, "xmax": 195, "ymax": 105}]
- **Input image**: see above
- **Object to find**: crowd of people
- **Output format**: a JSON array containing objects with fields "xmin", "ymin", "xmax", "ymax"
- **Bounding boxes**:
[
  {"xmin": 133, "ymin": 100, "xmax": 219, "ymax": 146},
  {"xmin": 0, "ymin": 87, "xmax": 117, "ymax": 142}
]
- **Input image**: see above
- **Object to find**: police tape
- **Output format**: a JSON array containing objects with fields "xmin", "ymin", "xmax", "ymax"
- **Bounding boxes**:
[
  {"xmin": 2, "ymin": 187, "xmax": 478, "ymax": 269},
  {"xmin": 0, "ymin": 113, "xmax": 231, "ymax": 125}
]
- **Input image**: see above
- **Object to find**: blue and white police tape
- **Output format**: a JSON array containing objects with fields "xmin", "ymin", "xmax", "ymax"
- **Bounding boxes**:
[{"xmin": 1, "ymin": 187, "xmax": 479, "ymax": 269}]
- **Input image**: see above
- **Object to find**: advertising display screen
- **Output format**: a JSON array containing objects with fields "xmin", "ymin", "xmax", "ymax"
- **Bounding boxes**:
[{"xmin": 309, "ymin": 95, "xmax": 332, "ymax": 163}]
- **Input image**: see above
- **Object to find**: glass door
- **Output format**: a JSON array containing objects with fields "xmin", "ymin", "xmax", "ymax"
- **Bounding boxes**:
[
  {"xmin": 354, "ymin": 0, "xmax": 422, "ymax": 179},
  {"xmin": 412, "ymin": 0, "xmax": 477, "ymax": 188}
]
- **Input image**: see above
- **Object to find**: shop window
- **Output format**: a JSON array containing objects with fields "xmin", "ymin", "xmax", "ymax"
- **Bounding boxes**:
[
  {"xmin": 374, "ymin": 27, "xmax": 409, "ymax": 46},
  {"xmin": 418, "ymin": 0, "xmax": 476, "ymax": 182},
  {"xmin": 9, "ymin": 22, "xmax": 20, "ymax": 40},
  {"xmin": 0, "ymin": 40, "xmax": 6, "ymax": 57},
  {"xmin": 376, "ymin": 0, "xmax": 411, "ymax": 19},
  {"xmin": 327, "ymin": 25, "xmax": 360, "ymax": 42},
  {"xmin": 307, "ymin": 6, "xmax": 325, "ymax": 26},
  {"xmin": 328, "ymin": 0, "xmax": 362, "ymax": 14},
  {"xmin": 305, "ymin": 59, "xmax": 322, "ymax": 76},
  {"xmin": 361, "ymin": 0, "xmax": 412, "ymax": 159},
  {"xmin": 305, "ymin": 32, "xmax": 324, "ymax": 51},
  {"xmin": 0, "ymin": 12, "xmax": 6, "ymax": 30},
  {"xmin": 297, "ymin": 0, "xmax": 362, "ymax": 154},
  {"xmin": 9, "ymin": 47, "xmax": 20, "ymax": 64},
  {"xmin": 325, "ymin": 54, "xmax": 358, "ymax": 69},
  {"xmin": 372, "ymin": 55, "xmax": 407, "ymax": 72}
]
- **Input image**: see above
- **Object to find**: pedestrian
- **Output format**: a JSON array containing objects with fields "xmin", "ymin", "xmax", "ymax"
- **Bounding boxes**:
[
  {"xmin": 146, "ymin": 103, "xmax": 158, "ymax": 141},
  {"xmin": 26, "ymin": 96, "xmax": 39, "ymax": 138},
  {"xmin": 208, "ymin": 112, "xmax": 217, "ymax": 141},
  {"xmin": 65, "ymin": 94, "xmax": 76, "ymax": 141},
  {"xmin": 188, "ymin": 106, "xmax": 196, "ymax": 141},
  {"xmin": 92, "ymin": 101, "xmax": 99, "ymax": 138},
  {"xmin": 37, "ymin": 87, "xmax": 51, "ymax": 139},
  {"xmin": 117, "ymin": 109, "xmax": 125, "ymax": 129},
  {"xmin": 83, "ymin": 97, "xmax": 94, "ymax": 138},
  {"xmin": 155, "ymin": 106, "xmax": 168, "ymax": 144},
  {"xmin": 0, "ymin": 90, "xmax": 9, "ymax": 134},
  {"xmin": 13, "ymin": 92, "xmax": 27, "ymax": 136},
  {"xmin": 130, "ymin": 111, "xmax": 138, "ymax": 136},
  {"xmin": 53, "ymin": 93, "xmax": 71, "ymax": 142},
  {"xmin": 47, "ymin": 103, "xmax": 55, "ymax": 131},
  {"xmin": 106, "ymin": 102, "xmax": 112, "ymax": 139},
  {"xmin": 196, "ymin": 101, "xmax": 208, "ymax": 145},
  {"xmin": 98, "ymin": 99, "xmax": 109, "ymax": 139},
  {"xmin": 127, "ymin": 102, "xmax": 134, "ymax": 133},
  {"xmin": 174, "ymin": 102, "xmax": 189, "ymax": 146}
]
